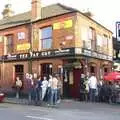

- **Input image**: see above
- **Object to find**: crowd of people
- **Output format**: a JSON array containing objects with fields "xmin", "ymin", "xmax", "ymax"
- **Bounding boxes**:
[
  {"xmin": 82, "ymin": 73, "xmax": 120, "ymax": 103},
  {"xmin": 15, "ymin": 73, "xmax": 62, "ymax": 106},
  {"xmin": 14, "ymin": 72, "xmax": 120, "ymax": 105}
]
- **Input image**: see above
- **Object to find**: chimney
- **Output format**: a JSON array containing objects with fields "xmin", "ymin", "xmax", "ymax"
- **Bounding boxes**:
[
  {"xmin": 2, "ymin": 4, "xmax": 14, "ymax": 18},
  {"xmin": 82, "ymin": 9, "xmax": 93, "ymax": 18},
  {"xmin": 31, "ymin": 0, "xmax": 41, "ymax": 20},
  {"xmin": 84, "ymin": 11, "xmax": 93, "ymax": 18}
]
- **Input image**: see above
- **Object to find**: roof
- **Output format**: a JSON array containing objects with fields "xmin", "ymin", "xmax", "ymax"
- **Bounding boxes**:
[
  {"xmin": 0, "ymin": 3, "xmax": 112, "ymax": 33},
  {"xmin": 0, "ymin": 3, "xmax": 77, "ymax": 30}
]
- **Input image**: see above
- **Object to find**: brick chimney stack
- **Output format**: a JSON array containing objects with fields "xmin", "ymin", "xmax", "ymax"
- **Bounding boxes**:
[{"xmin": 31, "ymin": 0, "xmax": 41, "ymax": 20}]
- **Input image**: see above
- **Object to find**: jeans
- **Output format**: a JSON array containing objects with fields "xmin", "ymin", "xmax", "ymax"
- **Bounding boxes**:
[
  {"xmin": 47, "ymin": 87, "xmax": 51, "ymax": 104},
  {"xmin": 51, "ymin": 89, "xmax": 58, "ymax": 105},
  {"xmin": 89, "ymin": 88, "xmax": 96, "ymax": 102},
  {"xmin": 28, "ymin": 88, "xmax": 34, "ymax": 103},
  {"xmin": 35, "ymin": 88, "xmax": 42, "ymax": 104},
  {"xmin": 16, "ymin": 87, "xmax": 20, "ymax": 99},
  {"xmin": 57, "ymin": 88, "xmax": 61, "ymax": 101}
]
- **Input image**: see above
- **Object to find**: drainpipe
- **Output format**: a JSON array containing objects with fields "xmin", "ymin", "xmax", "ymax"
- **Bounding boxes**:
[{"xmin": 28, "ymin": 22, "xmax": 33, "ymax": 74}]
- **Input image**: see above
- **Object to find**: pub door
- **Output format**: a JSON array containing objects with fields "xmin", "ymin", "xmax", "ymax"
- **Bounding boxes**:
[
  {"xmin": 41, "ymin": 63, "xmax": 52, "ymax": 79},
  {"xmin": 63, "ymin": 70, "xmax": 70, "ymax": 98},
  {"xmin": 70, "ymin": 68, "xmax": 81, "ymax": 98}
]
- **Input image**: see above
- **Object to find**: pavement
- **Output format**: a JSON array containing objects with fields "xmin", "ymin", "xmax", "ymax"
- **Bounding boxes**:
[
  {"xmin": 0, "ymin": 98, "xmax": 120, "ymax": 120},
  {"xmin": 3, "ymin": 97, "xmax": 120, "ymax": 109}
]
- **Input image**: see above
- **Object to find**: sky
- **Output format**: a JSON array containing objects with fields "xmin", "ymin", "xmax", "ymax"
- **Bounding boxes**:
[{"xmin": 0, "ymin": 0, "xmax": 120, "ymax": 36}]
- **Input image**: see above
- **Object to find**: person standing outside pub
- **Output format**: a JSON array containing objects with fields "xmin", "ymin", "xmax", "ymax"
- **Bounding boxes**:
[
  {"xmin": 15, "ymin": 76, "xmax": 22, "ymax": 99},
  {"xmin": 35, "ymin": 75, "xmax": 42, "ymax": 105},
  {"xmin": 51, "ymin": 74, "xmax": 58, "ymax": 105},
  {"xmin": 88, "ymin": 73, "xmax": 98, "ymax": 102},
  {"xmin": 26, "ymin": 73, "xmax": 34, "ymax": 103},
  {"xmin": 41, "ymin": 76, "xmax": 48, "ymax": 101}
]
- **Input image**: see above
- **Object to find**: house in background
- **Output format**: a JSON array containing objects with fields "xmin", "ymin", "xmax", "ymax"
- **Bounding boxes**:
[
  {"xmin": 113, "ymin": 37, "xmax": 120, "ymax": 71},
  {"xmin": 0, "ymin": 0, "xmax": 113, "ymax": 99}
]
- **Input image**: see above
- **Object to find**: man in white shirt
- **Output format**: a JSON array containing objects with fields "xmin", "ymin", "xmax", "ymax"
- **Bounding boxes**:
[
  {"xmin": 88, "ymin": 73, "xmax": 98, "ymax": 102},
  {"xmin": 41, "ymin": 76, "xmax": 48, "ymax": 100}
]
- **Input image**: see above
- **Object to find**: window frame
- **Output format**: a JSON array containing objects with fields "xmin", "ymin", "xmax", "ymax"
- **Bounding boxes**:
[
  {"xmin": 6, "ymin": 34, "xmax": 14, "ymax": 53},
  {"xmin": 40, "ymin": 26, "xmax": 53, "ymax": 50}
]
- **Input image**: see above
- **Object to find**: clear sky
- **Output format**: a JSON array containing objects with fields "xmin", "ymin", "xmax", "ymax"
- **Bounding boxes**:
[{"xmin": 0, "ymin": 0, "xmax": 119, "ymax": 36}]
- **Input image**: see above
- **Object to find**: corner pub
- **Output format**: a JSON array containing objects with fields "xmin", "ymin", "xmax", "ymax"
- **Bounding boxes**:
[{"xmin": 0, "ymin": 0, "xmax": 113, "ymax": 99}]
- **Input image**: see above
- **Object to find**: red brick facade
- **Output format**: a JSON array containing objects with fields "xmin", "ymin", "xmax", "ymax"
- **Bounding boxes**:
[{"xmin": 0, "ymin": 1, "xmax": 113, "ymax": 98}]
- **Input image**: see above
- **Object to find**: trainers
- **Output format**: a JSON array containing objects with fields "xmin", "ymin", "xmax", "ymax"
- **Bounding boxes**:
[{"xmin": 57, "ymin": 99, "xmax": 61, "ymax": 103}]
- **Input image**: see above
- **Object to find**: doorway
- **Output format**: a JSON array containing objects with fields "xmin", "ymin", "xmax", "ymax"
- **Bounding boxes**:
[
  {"xmin": 41, "ymin": 63, "xmax": 52, "ymax": 78},
  {"xmin": 15, "ymin": 65, "xmax": 24, "ymax": 80}
]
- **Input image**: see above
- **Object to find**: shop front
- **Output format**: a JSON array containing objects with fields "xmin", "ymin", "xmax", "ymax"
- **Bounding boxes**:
[{"xmin": 0, "ymin": 47, "xmax": 113, "ymax": 99}]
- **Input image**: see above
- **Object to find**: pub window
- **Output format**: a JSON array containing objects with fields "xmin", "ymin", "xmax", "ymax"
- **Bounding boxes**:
[
  {"xmin": 15, "ymin": 65, "xmax": 24, "ymax": 80},
  {"xmin": 40, "ymin": 27, "xmax": 52, "ymax": 49},
  {"xmin": 89, "ymin": 27, "xmax": 96, "ymax": 50},
  {"xmin": 96, "ymin": 34, "xmax": 102, "ymax": 52},
  {"xmin": 81, "ymin": 26, "xmax": 91, "ymax": 49},
  {"xmin": 6, "ymin": 34, "xmax": 14, "ymax": 53},
  {"xmin": 103, "ymin": 34, "xmax": 108, "ymax": 53}
]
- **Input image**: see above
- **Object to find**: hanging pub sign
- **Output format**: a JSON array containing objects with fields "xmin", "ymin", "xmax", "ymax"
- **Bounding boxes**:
[{"xmin": 116, "ymin": 22, "xmax": 120, "ymax": 42}]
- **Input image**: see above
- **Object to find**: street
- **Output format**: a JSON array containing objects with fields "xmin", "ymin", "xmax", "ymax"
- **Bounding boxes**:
[{"xmin": 0, "ymin": 101, "xmax": 120, "ymax": 120}]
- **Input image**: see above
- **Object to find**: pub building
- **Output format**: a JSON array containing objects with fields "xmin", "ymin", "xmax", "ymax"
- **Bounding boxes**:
[{"xmin": 0, "ymin": 0, "xmax": 113, "ymax": 99}]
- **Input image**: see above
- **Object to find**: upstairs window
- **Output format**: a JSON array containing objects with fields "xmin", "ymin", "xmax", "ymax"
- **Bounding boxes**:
[
  {"xmin": 40, "ymin": 27, "xmax": 52, "ymax": 49},
  {"xmin": 6, "ymin": 35, "xmax": 13, "ymax": 54},
  {"xmin": 89, "ymin": 27, "xmax": 96, "ymax": 50},
  {"xmin": 103, "ymin": 34, "xmax": 108, "ymax": 53},
  {"xmin": 81, "ymin": 26, "xmax": 91, "ymax": 49},
  {"xmin": 96, "ymin": 34, "xmax": 103, "ymax": 52}
]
